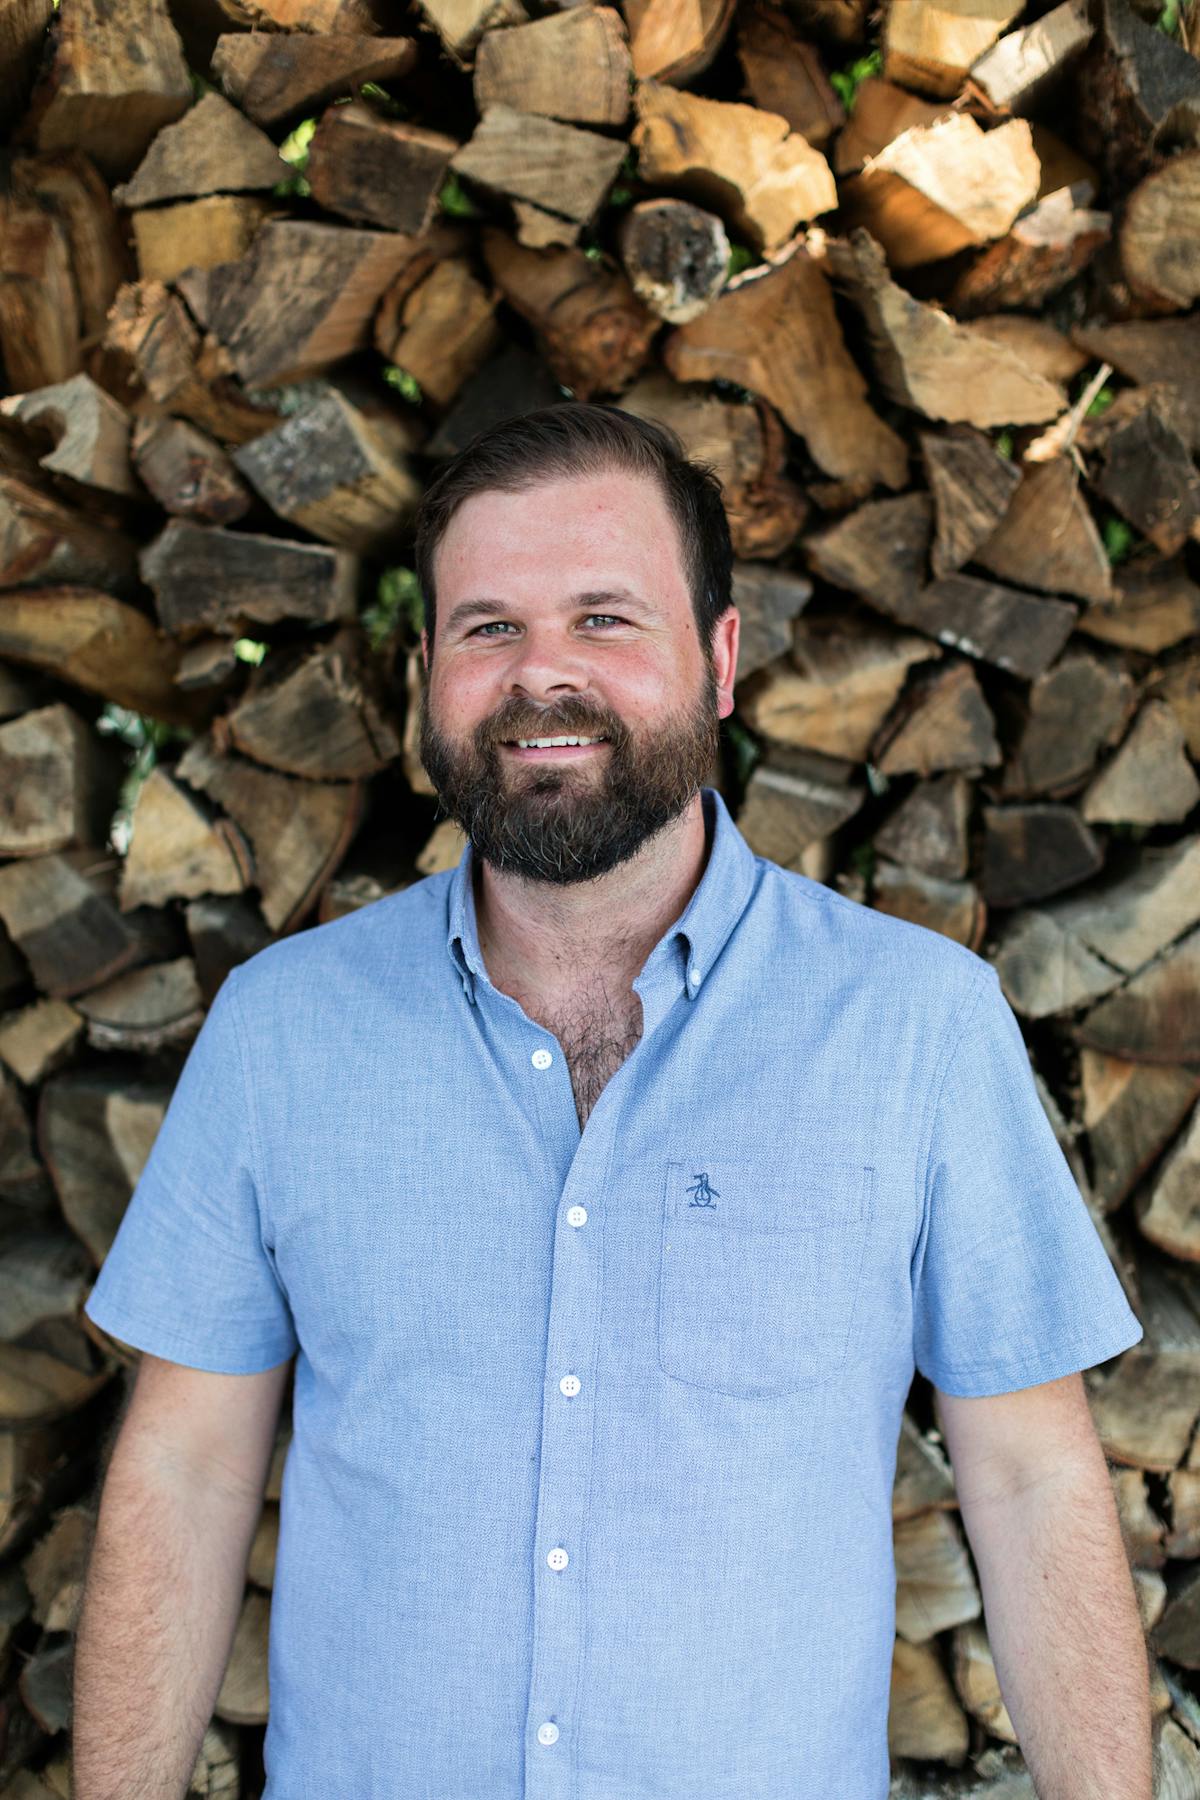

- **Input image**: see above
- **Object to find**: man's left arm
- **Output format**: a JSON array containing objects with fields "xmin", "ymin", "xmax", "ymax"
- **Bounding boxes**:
[{"xmin": 935, "ymin": 1374, "xmax": 1154, "ymax": 1800}]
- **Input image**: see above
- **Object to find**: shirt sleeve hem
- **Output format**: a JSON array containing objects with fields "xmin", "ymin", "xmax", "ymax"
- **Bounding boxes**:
[
  {"xmin": 920, "ymin": 1318, "xmax": 1145, "ymax": 1397},
  {"xmin": 83, "ymin": 1292, "xmax": 297, "ymax": 1376}
]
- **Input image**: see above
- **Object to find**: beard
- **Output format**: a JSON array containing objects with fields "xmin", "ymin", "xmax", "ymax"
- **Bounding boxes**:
[{"xmin": 417, "ymin": 656, "xmax": 722, "ymax": 885}]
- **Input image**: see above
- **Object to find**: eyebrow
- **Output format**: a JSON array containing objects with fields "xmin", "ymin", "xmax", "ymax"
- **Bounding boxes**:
[{"xmin": 441, "ymin": 588, "xmax": 654, "ymax": 637}]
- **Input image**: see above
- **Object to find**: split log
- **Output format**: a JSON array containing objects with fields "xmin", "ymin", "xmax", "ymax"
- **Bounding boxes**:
[
  {"xmin": 449, "ymin": 105, "xmax": 627, "ymax": 245},
  {"xmin": 482, "ymin": 230, "xmax": 658, "ymax": 399},
  {"xmin": 1121, "ymin": 151, "xmax": 1200, "ymax": 313},
  {"xmin": 0, "ymin": 704, "xmax": 123, "ymax": 860},
  {"xmin": 980, "ymin": 804, "xmax": 1104, "ymax": 906},
  {"xmin": 0, "ymin": 475, "xmax": 138, "ymax": 594},
  {"xmin": 832, "ymin": 77, "xmax": 949, "ymax": 177},
  {"xmin": 119, "ymin": 767, "xmax": 250, "ymax": 912},
  {"xmin": 0, "ymin": 997, "xmax": 85, "ymax": 1087},
  {"xmin": 617, "ymin": 200, "xmax": 730, "ymax": 325},
  {"xmin": 0, "ymin": 0, "xmax": 53, "ymax": 120},
  {"xmin": 968, "ymin": 0, "xmax": 1093, "ymax": 113},
  {"xmin": 174, "ymin": 736, "xmax": 366, "ymax": 934},
  {"xmin": 0, "ymin": 375, "xmax": 139, "ymax": 501},
  {"xmin": 1084, "ymin": 1052, "xmax": 1200, "ymax": 1216},
  {"xmin": 622, "ymin": 0, "xmax": 735, "ymax": 83},
  {"xmin": 1086, "ymin": 1260, "xmax": 1199, "ymax": 1471},
  {"xmin": 22, "ymin": 0, "xmax": 192, "ymax": 180},
  {"xmin": 1079, "ymin": 557, "xmax": 1200, "ymax": 656},
  {"xmin": 131, "ymin": 198, "xmax": 271, "ymax": 281},
  {"xmin": 944, "ymin": 184, "xmax": 1111, "ymax": 317},
  {"xmin": 871, "ymin": 861, "xmax": 985, "ymax": 949},
  {"xmin": 883, "ymin": 0, "xmax": 1024, "ymax": 100},
  {"xmin": 1139, "ymin": 1108, "xmax": 1200, "ymax": 1264},
  {"xmin": 728, "ymin": 562, "xmax": 812, "ymax": 678},
  {"xmin": 1090, "ymin": 400, "xmax": 1200, "ymax": 557},
  {"xmin": 175, "ymin": 220, "xmax": 422, "ymax": 386},
  {"xmin": 0, "ymin": 590, "xmax": 207, "ymax": 726},
  {"xmin": 839, "ymin": 115, "xmax": 1041, "ymax": 270},
  {"xmin": 112, "ymin": 94, "xmax": 286, "ymax": 208},
  {"xmin": 663, "ymin": 250, "xmax": 909, "ymax": 490},
  {"xmin": 894, "ymin": 1508, "xmax": 981, "ymax": 1642},
  {"xmin": 1075, "ymin": 925, "xmax": 1200, "ymax": 1064},
  {"xmin": 875, "ymin": 774, "xmax": 971, "ymax": 880},
  {"xmin": 307, "ymin": 104, "xmax": 458, "ymax": 236},
  {"xmin": 474, "ymin": 8, "xmax": 632, "ymax": 125},
  {"xmin": 871, "ymin": 659, "xmax": 1002, "ymax": 777},
  {"xmin": 889, "ymin": 1637, "xmax": 970, "ymax": 1763},
  {"xmin": 139, "ymin": 521, "xmax": 359, "ymax": 640},
  {"xmin": 0, "ymin": 194, "xmax": 82, "ymax": 392},
  {"xmin": 919, "ymin": 426, "xmax": 1022, "ymax": 578},
  {"xmin": 951, "ymin": 1623, "xmax": 1015, "ymax": 1744},
  {"xmin": 736, "ymin": 3, "xmax": 843, "ymax": 151},
  {"xmin": 1074, "ymin": 0, "xmax": 1200, "ymax": 190},
  {"xmin": 972, "ymin": 457, "xmax": 1113, "ymax": 603},
  {"xmin": 960, "ymin": 315, "xmax": 1088, "ymax": 388},
  {"xmin": 73, "ymin": 958, "xmax": 207, "ymax": 1055},
  {"xmin": 9, "ymin": 151, "xmax": 131, "ymax": 345},
  {"xmin": 631, "ymin": 80, "xmax": 837, "ymax": 255},
  {"xmin": 130, "ymin": 416, "xmax": 253, "ymax": 525},
  {"xmin": 231, "ymin": 389, "xmax": 421, "ymax": 552},
  {"xmin": 210, "ymin": 32, "xmax": 418, "ymax": 128},
  {"xmin": 997, "ymin": 647, "xmax": 1135, "ymax": 800},
  {"xmin": 412, "ymin": 0, "xmax": 528, "ymax": 68},
  {"xmin": 215, "ymin": 0, "xmax": 377, "ymax": 28},
  {"xmin": 375, "ymin": 259, "xmax": 501, "ymax": 410},
  {"xmin": 1080, "ymin": 701, "xmax": 1200, "ymax": 826},
  {"xmin": 735, "ymin": 752, "xmax": 866, "ymax": 869},
  {"xmin": 823, "ymin": 230, "xmax": 1065, "ymax": 428},
  {"xmin": 217, "ymin": 630, "xmax": 402, "ymax": 778},
  {"xmin": 0, "ymin": 855, "xmax": 144, "ymax": 1001}
]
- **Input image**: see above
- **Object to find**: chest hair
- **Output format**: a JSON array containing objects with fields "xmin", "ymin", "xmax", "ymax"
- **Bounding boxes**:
[{"xmin": 541, "ymin": 985, "xmax": 644, "ymax": 1132}]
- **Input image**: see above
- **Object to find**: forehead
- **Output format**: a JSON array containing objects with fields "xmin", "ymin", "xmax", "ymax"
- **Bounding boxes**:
[{"xmin": 433, "ymin": 467, "xmax": 689, "ymax": 604}]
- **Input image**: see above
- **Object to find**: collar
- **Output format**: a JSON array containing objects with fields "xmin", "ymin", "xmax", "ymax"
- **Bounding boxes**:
[{"xmin": 446, "ymin": 785, "xmax": 758, "ymax": 1006}]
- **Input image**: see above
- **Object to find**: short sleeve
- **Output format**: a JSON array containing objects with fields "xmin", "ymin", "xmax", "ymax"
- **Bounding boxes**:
[
  {"xmin": 83, "ymin": 968, "xmax": 298, "ymax": 1375},
  {"xmin": 912, "ymin": 966, "xmax": 1144, "ymax": 1397}
]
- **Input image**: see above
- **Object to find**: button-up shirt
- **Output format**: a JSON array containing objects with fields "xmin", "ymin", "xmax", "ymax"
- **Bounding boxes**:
[{"xmin": 84, "ymin": 783, "xmax": 1144, "ymax": 1799}]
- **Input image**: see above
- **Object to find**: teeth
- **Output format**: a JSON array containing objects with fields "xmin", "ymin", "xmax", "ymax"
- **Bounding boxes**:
[{"xmin": 515, "ymin": 735, "xmax": 603, "ymax": 748}]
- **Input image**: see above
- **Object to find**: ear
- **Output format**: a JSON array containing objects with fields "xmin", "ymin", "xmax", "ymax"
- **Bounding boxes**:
[
  {"xmin": 712, "ymin": 606, "xmax": 740, "ymax": 718},
  {"xmin": 421, "ymin": 628, "xmax": 430, "ymax": 675}
]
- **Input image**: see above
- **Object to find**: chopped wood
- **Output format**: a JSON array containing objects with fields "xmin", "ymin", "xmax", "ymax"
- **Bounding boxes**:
[
  {"xmin": 840, "ymin": 115, "xmax": 1041, "ymax": 271},
  {"xmin": 728, "ymin": 561, "xmax": 813, "ymax": 679},
  {"xmin": 130, "ymin": 416, "xmax": 253, "ymax": 525},
  {"xmin": 874, "ymin": 773, "xmax": 971, "ymax": 880},
  {"xmin": 0, "ymin": 853, "xmax": 143, "ymax": 999},
  {"xmin": 1076, "ymin": 924, "xmax": 1200, "ymax": 1063},
  {"xmin": 174, "ymin": 735, "xmax": 366, "ymax": 933},
  {"xmin": 736, "ymin": 2, "xmax": 844, "ymax": 151},
  {"xmin": 962, "ymin": 315, "xmax": 1089, "ymax": 388},
  {"xmin": 112, "ymin": 94, "xmax": 286, "ymax": 209},
  {"xmin": 980, "ymin": 803, "xmax": 1104, "ymax": 906},
  {"xmin": 210, "ymin": 32, "xmax": 418, "ymax": 128},
  {"xmin": 133, "ymin": 195, "xmax": 272, "ymax": 284},
  {"xmin": 968, "ymin": 0, "xmax": 1094, "ymax": 113},
  {"xmin": 1, "ymin": 374, "xmax": 139, "ymax": 500},
  {"xmin": 1080, "ymin": 557, "xmax": 1200, "ymax": 655},
  {"xmin": 1071, "ymin": 314, "xmax": 1200, "ymax": 388},
  {"xmin": 1080, "ymin": 700, "xmax": 1200, "ymax": 825},
  {"xmin": 735, "ymin": 752, "xmax": 866, "ymax": 869},
  {"xmin": 450, "ymin": 104, "xmax": 626, "ymax": 238},
  {"xmin": 973, "ymin": 456, "xmax": 1113, "ymax": 602},
  {"xmin": 631, "ymin": 80, "xmax": 837, "ymax": 255},
  {"xmin": 175, "ymin": 219, "xmax": 421, "ymax": 385},
  {"xmin": 0, "ymin": 0, "xmax": 53, "ymax": 120},
  {"xmin": 909, "ymin": 572, "xmax": 1077, "ymax": 678},
  {"xmin": 1121, "ymin": 150, "xmax": 1200, "ymax": 312},
  {"xmin": 375, "ymin": 258, "xmax": 501, "ymax": 410},
  {"xmin": 895, "ymin": 1507, "xmax": 981, "ymax": 1643},
  {"xmin": 1083, "ymin": 1052, "xmax": 1200, "ymax": 1216},
  {"xmin": 944, "ymin": 185, "xmax": 1111, "ymax": 317},
  {"xmin": 623, "ymin": 0, "xmax": 735, "ymax": 83},
  {"xmin": 737, "ymin": 614, "xmax": 939, "ymax": 761},
  {"xmin": 992, "ymin": 906, "xmax": 1126, "ymax": 1018},
  {"xmin": 0, "ymin": 474, "xmax": 138, "ymax": 593},
  {"xmin": 307, "ymin": 103, "xmax": 457, "ymax": 235},
  {"xmin": 215, "ymin": 1588, "xmax": 270, "ymax": 1726},
  {"xmin": 919, "ymin": 426, "xmax": 1022, "ymax": 577},
  {"xmin": 871, "ymin": 860, "xmax": 985, "ymax": 948},
  {"xmin": 232, "ymin": 389, "xmax": 420, "ymax": 552},
  {"xmin": 806, "ymin": 491, "xmax": 932, "ymax": 618},
  {"xmin": 997, "ymin": 647, "xmax": 1135, "ymax": 799},
  {"xmin": 1140, "ymin": 1107, "xmax": 1200, "ymax": 1263},
  {"xmin": 823, "ymin": 229, "xmax": 1065, "ymax": 427},
  {"xmin": 883, "ymin": 0, "xmax": 1024, "ymax": 100},
  {"xmin": 617, "ymin": 199, "xmax": 730, "ymax": 324},
  {"xmin": 118, "ymin": 767, "xmax": 250, "ymax": 911},
  {"xmin": 1075, "ymin": 0, "xmax": 1200, "ymax": 188},
  {"xmin": 951, "ymin": 1622, "xmax": 1015, "ymax": 1743},
  {"xmin": 0, "ymin": 703, "xmax": 121, "ymax": 858},
  {"xmin": 10, "ymin": 151, "xmax": 132, "ymax": 343},
  {"xmin": 23, "ymin": 0, "xmax": 191, "ymax": 180},
  {"xmin": 482, "ymin": 229, "xmax": 658, "ymax": 399},
  {"xmin": 832, "ymin": 77, "xmax": 949, "ymax": 177},
  {"xmin": 889, "ymin": 1638, "xmax": 970, "ymax": 1764},
  {"xmin": 474, "ymin": 7, "xmax": 631, "ymax": 125},
  {"xmin": 0, "ymin": 590, "xmax": 207, "ymax": 726},
  {"xmin": 0, "ymin": 194, "xmax": 81, "ymax": 391},
  {"xmin": 139, "ymin": 521, "xmax": 359, "ymax": 640},
  {"xmin": 0, "ymin": 995, "xmax": 84, "ymax": 1087},
  {"xmin": 1091, "ymin": 399, "xmax": 1200, "ymax": 556},
  {"xmin": 664, "ymin": 251, "xmax": 909, "ymax": 490},
  {"xmin": 74, "ymin": 957, "xmax": 207, "ymax": 1054},
  {"xmin": 873, "ymin": 659, "xmax": 1002, "ymax": 776},
  {"xmin": 218, "ymin": 629, "xmax": 402, "ymax": 778},
  {"xmin": 413, "ymin": 0, "xmax": 529, "ymax": 67},
  {"xmin": 215, "ymin": 0, "xmax": 378, "ymax": 28}
]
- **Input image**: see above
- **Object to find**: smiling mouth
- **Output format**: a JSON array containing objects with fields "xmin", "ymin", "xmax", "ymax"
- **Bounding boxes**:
[{"xmin": 500, "ymin": 734, "xmax": 610, "ymax": 755}]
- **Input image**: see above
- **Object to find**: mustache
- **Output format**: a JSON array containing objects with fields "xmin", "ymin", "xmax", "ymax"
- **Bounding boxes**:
[{"xmin": 483, "ymin": 707, "xmax": 625, "ymax": 746}]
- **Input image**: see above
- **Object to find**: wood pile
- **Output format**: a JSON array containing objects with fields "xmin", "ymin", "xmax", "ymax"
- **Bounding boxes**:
[{"xmin": 0, "ymin": 0, "xmax": 1198, "ymax": 1788}]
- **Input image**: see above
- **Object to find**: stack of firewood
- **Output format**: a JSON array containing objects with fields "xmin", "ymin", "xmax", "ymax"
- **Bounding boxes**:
[{"xmin": 0, "ymin": 0, "xmax": 1198, "ymax": 1789}]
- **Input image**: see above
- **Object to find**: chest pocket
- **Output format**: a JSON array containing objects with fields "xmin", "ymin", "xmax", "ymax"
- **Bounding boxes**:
[{"xmin": 657, "ymin": 1157, "xmax": 876, "ymax": 1399}]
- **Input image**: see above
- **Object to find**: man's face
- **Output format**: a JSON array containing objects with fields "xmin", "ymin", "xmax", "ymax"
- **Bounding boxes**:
[{"xmin": 418, "ymin": 466, "xmax": 738, "ymax": 885}]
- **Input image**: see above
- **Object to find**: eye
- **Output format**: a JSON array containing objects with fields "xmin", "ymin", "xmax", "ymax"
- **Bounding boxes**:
[{"xmin": 469, "ymin": 614, "xmax": 626, "ymax": 637}]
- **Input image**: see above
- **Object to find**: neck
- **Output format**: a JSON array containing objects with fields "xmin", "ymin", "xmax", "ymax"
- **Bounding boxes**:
[{"xmin": 473, "ymin": 791, "xmax": 712, "ymax": 998}]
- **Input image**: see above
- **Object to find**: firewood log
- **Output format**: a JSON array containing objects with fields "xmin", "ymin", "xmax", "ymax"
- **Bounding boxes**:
[
  {"xmin": 1075, "ymin": 924, "xmax": 1200, "ymax": 1063},
  {"xmin": 73, "ymin": 957, "xmax": 207, "ymax": 1054},
  {"xmin": 0, "ymin": 193, "xmax": 82, "ymax": 392},
  {"xmin": 871, "ymin": 860, "xmax": 985, "ymax": 949},
  {"xmin": 967, "ymin": 0, "xmax": 1093, "ymax": 113},
  {"xmin": 882, "ymin": 0, "xmax": 1024, "ymax": 99},
  {"xmin": 872, "ymin": 659, "xmax": 1002, "ymax": 777},
  {"xmin": 375, "ymin": 258, "xmax": 501, "ymax": 410},
  {"xmin": 833, "ymin": 76, "xmax": 949, "ymax": 176},
  {"xmin": 874, "ymin": 773, "xmax": 971, "ymax": 880},
  {"xmin": 736, "ymin": 751, "xmax": 865, "ymax": 869},
  {"xmin": 130, "ymin": 416, "xmax": 253, "ymax": 525},
  {"xmin": 1139, "ymin": 1107, "xmax": 1200, "ymax": 1264},
  {"xmin": 616, "ymin": 199, "xmax": 729, "ymax": 325},
  {"xmin": 972, "ymin": 456, "xmax": 1112, "ymax": 602},
  {"xmin": 632, "ymin": 79, "xmax": 837, "ymax": 255},
  {"xmin": 0, "ymin": 703, "xmax": 123, "ymax": 858},
  {"xmin": 1080, "ymin": 557, "xmax": 1200, "ymax": 655},
  {"xmin": 215, "ymin": 0, "xmax": 377, "ymax": 28},
  {"xmin": 118, "ymin": 767, "xmax": 251, "ymax": 912},
  {"xmin": 1084, "ymin": 1050, "xmax": 1200, "ymax": 1216},
  {"xmin": 217, "ymin": 629, "xmax": 402, "ymax": 778},
  {"xmin": 737, "ymin": 2, "xmax": 844, "ymax": 151},
  {"xmin": 1080, "ymin": 700, "xmax": 1200, "ymax": 826},
  {"xmin": 0, "ymin": 475, "xmax": 138, "ymax": 593},
  {"xmin": 450, "ymin": 104, "xmax": 627, "ymax": 245},
  {"xmin": 919, "ymin": 426, "xmax": 1021, "ymax": 579},
  {"xmin": 139, "ymin": 521, "xmax": 359, "ymax": 640},
  {"xmin": 623, "ymin": 0, "xmax": 735, "ymax": 83},
  {"xmin": 996, "ymin": 647, "xmax": 1135, "ymax": 799},
  {"xmin": 944, "ymin": 184, "xmax": 1111, "ymax": 317},
  {"xmin": 0, "ymin": 590, "xmax": 207, "ymax": 726},
  {"xmin": 980, "ymin": 803, "xmax": 1104, "ymax": 905},
  {"xmin": 210, "ymin": 31, "xmax": 418, "ymax": 127},
  {"xmin": 0, "ymin": 0, "xmax": 52, "ymax": 119},
  {"xmin": 10, "ymin": 152, "xmax": 131, "ymax": 346},
  {"xmin": 112, "ymin": 93, "xmax": 286, "ymax": 208},
  {"xmin": 888, "ymin": 1637, "xmax": 970, "ymax": 1762},
  {"xmin": 474, "ymin": 7, "xmax": 632, "ymax": 125},
  {"xmin": 1120, "ymin": 151, "xmax": 1200, "ymax": 313},
  {"xmin": 306, "ymin": 103, "xmax": 458, "ymax": 235},
  {"xmin": 737, "ymin": 614, "xmax": 940, "ymax": 761},
  {"xmin": 1, "ymin": 375, "xmax": 139, "ymax": 501}
]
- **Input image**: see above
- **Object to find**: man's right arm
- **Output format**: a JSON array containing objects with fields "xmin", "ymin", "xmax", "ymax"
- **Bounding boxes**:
[{"xmin": 72, "ymin": 1353, "xmax": 293, "ymax": 1800}]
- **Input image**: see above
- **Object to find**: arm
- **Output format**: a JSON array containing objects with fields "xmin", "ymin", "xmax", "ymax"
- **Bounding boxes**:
[
  {"xmin": 73, "ymin": 1351, "xmax": 292, "ymax": 1800},
  {"xmin": 935, "ymin": 1375, "xmax": 1153, "ymax": 1800}
]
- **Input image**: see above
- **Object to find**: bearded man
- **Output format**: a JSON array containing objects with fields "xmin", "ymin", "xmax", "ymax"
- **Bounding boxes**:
[{"xmin": 77, "ymin": 403, "xmax": 1150, "ymax": 1800}]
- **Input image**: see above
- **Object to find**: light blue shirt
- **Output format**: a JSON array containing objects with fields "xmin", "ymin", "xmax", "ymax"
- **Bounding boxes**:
[{"xmin": 84, "ymin": 784, "xmax": 1143, "ymax": 1799}]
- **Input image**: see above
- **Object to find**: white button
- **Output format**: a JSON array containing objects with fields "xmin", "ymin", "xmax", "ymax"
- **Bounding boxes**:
[
  {"xmin": 566, "ymin": 1205, "xmax": 587, "ymax": 1227},
  {"xmin": 688, "ymin": 966, "xmax": 702, "ymax": 986},
  {"xmin": 547, "ymin": 1546, "xmax": 569, "ymax": 1570},
  {"xmin": 531, "ymin": 1048, "xmax": 553, "ymax": 1069},
  {"xmin": 537, "ymin": 1722, "xmax": 559, "ymax": 1746},
  {"xmin": 559, "ymin": 1374, "xmax": 581, "ymax": 1397}
]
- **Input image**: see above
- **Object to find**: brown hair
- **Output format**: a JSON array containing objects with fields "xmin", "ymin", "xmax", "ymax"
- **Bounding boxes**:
[{"xmin": 412, "ymin": 401, "xmax": 734, "ymax": 657}]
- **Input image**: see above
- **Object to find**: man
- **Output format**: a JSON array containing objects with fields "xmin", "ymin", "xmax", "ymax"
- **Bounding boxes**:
[{"xmin": 77, "ymin": 404, "xmax": 1151, "ymax": 1799}]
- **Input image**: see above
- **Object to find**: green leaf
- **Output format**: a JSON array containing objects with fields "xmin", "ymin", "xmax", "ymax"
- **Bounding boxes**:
[
  {"xmin": 828, "ymin": 48, "xmax": 882, "ymax": 110},
  {"xmin": 365, "ymin": 567, "xmax": 425, "ymax": 647},
  {"xmin": 1102, "ymin": 515, "xmax": 1136, "ymax": 564},
  {"xmin": 995, "ymin": 429, "xmax": 1015, "ymax": 460},
  {"xmin": 383, "ymin": 365, "xmax": 423, "ymax": 404},
  {"xmin": 726, "ymin": 243, "xmax": 756, "ymax": 279},
  {"xmin": 438, "ymin": 170, "xmax": 482, "ymax": 218},
  {"xmin": 1085, "ymin": 385, "xmax": 1115, "ymax": 418}
]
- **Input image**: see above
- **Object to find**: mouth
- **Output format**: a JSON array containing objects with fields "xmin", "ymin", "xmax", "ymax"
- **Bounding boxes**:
[{"xmin": 499, "ymin": 734, "xmax": 611, "ymax": 759}]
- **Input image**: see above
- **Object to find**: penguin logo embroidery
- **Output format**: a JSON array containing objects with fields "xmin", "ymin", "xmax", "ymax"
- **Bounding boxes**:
[{"xmin": 686, "ymin": 1172, "xmax": 720, "ymax": 1209}]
